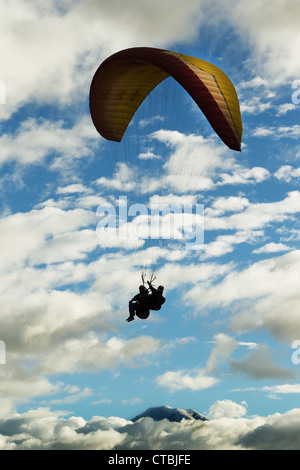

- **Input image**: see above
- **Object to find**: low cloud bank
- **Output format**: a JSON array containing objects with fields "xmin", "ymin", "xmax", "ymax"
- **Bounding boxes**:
[{"xmin": 1, "ymin": 404, "xmax": 300, "ymax": 450}]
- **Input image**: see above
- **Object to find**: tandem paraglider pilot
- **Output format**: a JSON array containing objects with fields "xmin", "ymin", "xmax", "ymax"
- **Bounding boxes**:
[{"xmin": 126, "ymin": 281, "xmax": 165, "ymax": 323}]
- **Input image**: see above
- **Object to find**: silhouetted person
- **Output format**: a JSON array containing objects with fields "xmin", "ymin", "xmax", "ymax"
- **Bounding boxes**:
[
  {"xmin": 126, "ymin": 282, "xmax": 166, "ymax": 322},
  {"xmin": 147, "ymin": 282, "xmax": 165, "ymax": 310},
  {"xmin": 126, "ymin": 285, "xmax": 150, "ymax": 322}
]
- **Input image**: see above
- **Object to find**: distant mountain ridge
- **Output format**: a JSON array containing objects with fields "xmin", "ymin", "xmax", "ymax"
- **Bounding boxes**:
[{"xmin": 132, "ymin": 405, "xmax": 208, "ymax": 423}]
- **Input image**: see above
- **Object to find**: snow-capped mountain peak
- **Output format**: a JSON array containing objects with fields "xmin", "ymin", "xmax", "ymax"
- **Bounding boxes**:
[{"xmin": 132, "ymin": 405, "xmax": 208, "ymax": 423}]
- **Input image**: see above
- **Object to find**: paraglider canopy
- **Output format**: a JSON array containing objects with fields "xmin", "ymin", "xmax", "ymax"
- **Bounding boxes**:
[{"xmin": 89, "ymin": 47, "xmax": 242, "ymax": 151}]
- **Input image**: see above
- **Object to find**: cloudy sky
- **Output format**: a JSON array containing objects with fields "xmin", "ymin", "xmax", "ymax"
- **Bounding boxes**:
[{"xmin": 1, "ymin": 0, "xmax": 300, "ymax": 450}]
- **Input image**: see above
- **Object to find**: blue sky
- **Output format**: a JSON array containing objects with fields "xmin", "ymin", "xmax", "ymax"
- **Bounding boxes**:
[{"xmin": 1, "ymin": 0, "xmax": 300, "ymax": 450}]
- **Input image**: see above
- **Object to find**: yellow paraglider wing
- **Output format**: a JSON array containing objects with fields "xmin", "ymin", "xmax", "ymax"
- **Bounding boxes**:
[{"xmin": 89, "ymin": 47, "xmax": 242, "ymax": 151}]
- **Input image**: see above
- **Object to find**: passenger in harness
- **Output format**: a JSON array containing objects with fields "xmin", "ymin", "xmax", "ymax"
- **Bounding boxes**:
[
  {"xmin": 147, "ymin": 281, "xmax": 165, "ymax": 311},
  {"xmin": 126, "ymin": 277, "xmax": 166, "ymax": 322}
]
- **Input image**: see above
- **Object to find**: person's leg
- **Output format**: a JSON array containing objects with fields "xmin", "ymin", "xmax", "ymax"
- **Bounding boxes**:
[{"xmin": 126, "ymin": 302, "xmax": 136, "ymax": 322}]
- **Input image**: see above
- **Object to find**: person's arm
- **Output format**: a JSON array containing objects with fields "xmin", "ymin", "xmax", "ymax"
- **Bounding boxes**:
[
  {"xmin": 130, "ymin": 293, "xmax": 140, "ymax": 303},
  {"xmin": 147, "ymin": 282, "xmax": 156, "ymax": 294}
]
